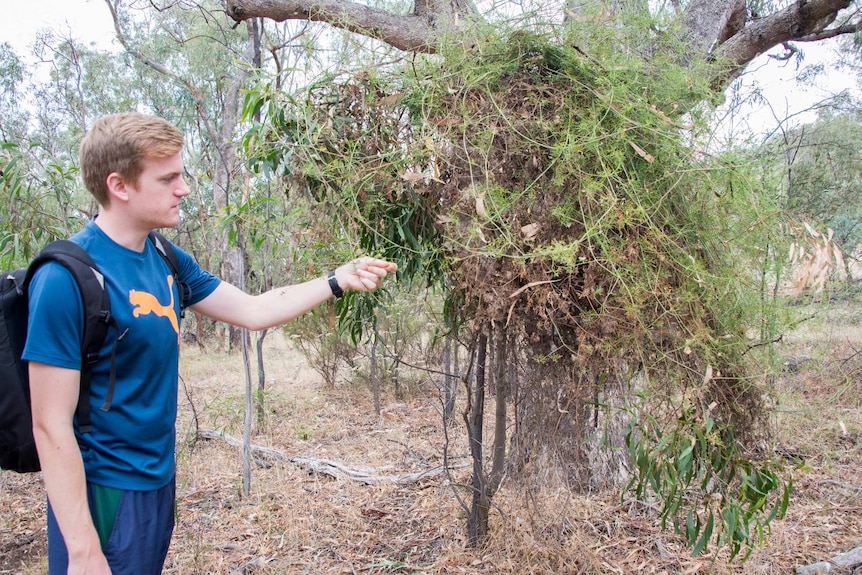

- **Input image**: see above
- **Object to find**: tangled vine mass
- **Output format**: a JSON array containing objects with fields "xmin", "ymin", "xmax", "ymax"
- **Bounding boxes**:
[{"xmin": 248, "ymin": 32, "xmax": 769, "ymax": 487}]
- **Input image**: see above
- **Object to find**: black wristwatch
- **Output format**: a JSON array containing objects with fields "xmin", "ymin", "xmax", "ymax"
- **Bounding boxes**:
[{"xmin": 326, "ymin": 271, "xmax": 344, "ymax": 299}]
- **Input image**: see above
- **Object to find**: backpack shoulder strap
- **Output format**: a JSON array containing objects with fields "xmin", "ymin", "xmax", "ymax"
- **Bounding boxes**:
[
  {"xmin": 148, "ymin": 231, "xmax": 191, "ymax": 311},
  {"xmin": 26, "ymin": 240, "xmax": 119, "ymax": 433}
]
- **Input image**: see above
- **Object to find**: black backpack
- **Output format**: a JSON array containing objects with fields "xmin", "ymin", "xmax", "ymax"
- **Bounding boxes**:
[{"xmin": 0, "ymin": 231, "xmax": 186, "ymax": 473}]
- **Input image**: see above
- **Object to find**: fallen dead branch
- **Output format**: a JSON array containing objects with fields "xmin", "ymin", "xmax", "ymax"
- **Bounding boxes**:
[
  {"xmin": 197, "ymin": 428, "xmax": 467, "ymax": 484},
  {"xmin": 795, "ymin": 545, "xmax": 862, "ymax": 575},
  {"xmin": 817, "ymin": 479, "xmax": 862, "ymax": 493}
]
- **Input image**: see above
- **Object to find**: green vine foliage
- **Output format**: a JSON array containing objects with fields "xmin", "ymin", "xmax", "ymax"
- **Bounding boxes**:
[{"xmin": 241, "ymin": 26, "xmax": 792, "ymax": 558}]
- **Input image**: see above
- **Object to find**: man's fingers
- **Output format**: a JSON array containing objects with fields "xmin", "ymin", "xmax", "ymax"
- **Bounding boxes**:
[
  {"xmin": 357, "ymin": 263, "xmax": 393, "ymax": 278},
  {"xmin": 337, "ymin": 258, "xmax": 397, "ymax": 292},
  {"xmin": 355, "ymin": 258, "xmax": 397, "ymax": 271}
]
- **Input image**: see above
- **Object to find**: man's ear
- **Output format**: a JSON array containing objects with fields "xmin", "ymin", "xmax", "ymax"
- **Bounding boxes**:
[{"xmin": 105, "ymin": 172, "xmax": 130, "ymax": 203}]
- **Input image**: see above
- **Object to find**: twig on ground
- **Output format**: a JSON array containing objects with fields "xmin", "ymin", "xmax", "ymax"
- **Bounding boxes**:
[{"xmin": 228, "ymin": 554, "xmax": 276, "ymax": 575}]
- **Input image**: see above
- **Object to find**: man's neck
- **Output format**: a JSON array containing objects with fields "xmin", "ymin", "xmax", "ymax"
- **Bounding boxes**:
[{"xmin": 93, "ymin": 211, "xmax": 151, "ymax": 252}]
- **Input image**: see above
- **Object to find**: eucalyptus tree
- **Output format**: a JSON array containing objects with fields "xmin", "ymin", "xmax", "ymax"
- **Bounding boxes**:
[
  {"xmin": 225, "ymin": 0, "xmax": 862, "ymax": 550},
  {"xmin": 0, "ymin": 35, "xmax": 145, "ymax": 267},
  {"xmin": 766, "ymin": 109, "xmax": 862, "ymax": 280},
  {"xmin": 0, "ymin": 42, "xmax": 27, "ymax": 142}
]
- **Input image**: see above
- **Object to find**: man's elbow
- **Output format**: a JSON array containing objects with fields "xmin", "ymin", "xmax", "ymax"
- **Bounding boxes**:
[
  {"xmin": 31, "ymin": 415, "xmax": 71, "ymax": 447},
  {"xmin": 30, "ymin": 401, "xmax": 76, "ymax": 450},
  {"xmin": 241, "ymin": 316, "xmax": 288, "ymax": 332}
]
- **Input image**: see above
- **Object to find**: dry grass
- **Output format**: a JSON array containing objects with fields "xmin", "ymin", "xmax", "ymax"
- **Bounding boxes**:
[{"xmin": 2, "ymin": 304, "xmax": 860, "ymax": 574}]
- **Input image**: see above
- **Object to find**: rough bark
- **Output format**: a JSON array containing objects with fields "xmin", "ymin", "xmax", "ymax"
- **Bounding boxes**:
[
  {"xmin": 510, "ymin": 353, "xmax": 636, "ymax": 492},
  {"xmin": 223, "ymin": 0, "xmax": 478, "ymax": 52},
  {"xmin": 678, "ymin": 0, "xmax": 747, "ymax": 61},
  {"xmin": 241, "ymin": 325, "xmax": 253, "ymax": 497},
  {"xmin": 489, "ymin": 331, "xmax": 507, "ymax": 494},
  {"xmin": 255, "ymin": 329, "xmax": 268, "ymax": 428},
  {"xmin": 443, "ymin": 334, "xmax": 457, "ymax": 426}
]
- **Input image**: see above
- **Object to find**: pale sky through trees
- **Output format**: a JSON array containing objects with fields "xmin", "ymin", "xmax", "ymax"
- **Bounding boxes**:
[
  {"xmin": 1, "ymin": 0, "xmax": 116, "ymax": 54},
  {"xmin": 1, "ymin": 0, "xmax": 857, "ymax": 141},
  {"xmin": 714, "ymin": 38, "xmax": 859, "ymax": 142}
]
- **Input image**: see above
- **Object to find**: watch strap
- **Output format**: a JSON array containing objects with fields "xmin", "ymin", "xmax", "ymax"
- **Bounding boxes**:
[{"xmin": 327, "ymin": 271, "xmax": 344, "ymax": 298}]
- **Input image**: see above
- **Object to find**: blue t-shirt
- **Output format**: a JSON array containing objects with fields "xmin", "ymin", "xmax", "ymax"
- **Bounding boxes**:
[{"xmin": 22, "ymin": 220, "xmax": 221, "ymax": 491}]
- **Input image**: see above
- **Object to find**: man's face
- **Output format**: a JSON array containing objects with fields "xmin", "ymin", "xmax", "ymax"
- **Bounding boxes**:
[{"xmin": 123, "ymin": 152, "xmax": 190, "ymax": 229}]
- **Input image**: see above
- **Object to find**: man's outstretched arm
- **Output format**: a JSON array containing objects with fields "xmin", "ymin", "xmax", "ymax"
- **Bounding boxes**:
[{"xmin": 190, "ymin": 257, "xmax": 397, "ymax": 331}]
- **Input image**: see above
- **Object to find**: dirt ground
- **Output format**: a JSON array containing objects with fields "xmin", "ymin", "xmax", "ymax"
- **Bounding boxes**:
[{"xmin": 2, "ymin": 301, "xmax": 860, "ymax": 574}]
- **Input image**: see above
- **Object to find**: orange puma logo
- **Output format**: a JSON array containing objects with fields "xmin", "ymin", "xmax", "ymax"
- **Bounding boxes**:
[{"xmin": 129, "ymin": 275, "xmax": 179, "ymax": 338}]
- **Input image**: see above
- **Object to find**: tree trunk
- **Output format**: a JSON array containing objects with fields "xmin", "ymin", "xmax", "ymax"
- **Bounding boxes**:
[
  {"xmin": 488, "ymin": 326, "xmax": 508, "ymax": 493},
  {"xmin": 106, "ymin": 2, "xmax": 255, "ymax": 350},
  {"xmin": 462, "ymin": 324, "xmax": 511, "ymax": 546},
  {"xmin": 216, "ymin": 53, "xmax": 251, "ymax": 350},
  {"xmin": 678, "ymin": 0, "xmax": 747, "ymax": 61},
  {"xmin": 371, "ymin": 330, "xmax": 380, "ymax": 416},
  {"xmin": 239, "ymin": 259, "xmax": 254, "ymax": 498},
  {"xmin": 255, "ymin": 329, "xmax": 268, "ymax": 429},
  {"xmin": 443, "ymin": 334, "xmax": 457, "ymax": 426},
  {"xmin": 465, "ymin": 330, "xmax": 488, "ymax": 546},
  {"xmin": 511, "ymin": 341, "xmax": 636, "ymax": 492}
]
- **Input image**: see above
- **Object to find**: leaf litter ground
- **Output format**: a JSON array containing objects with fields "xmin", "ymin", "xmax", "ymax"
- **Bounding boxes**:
[{"xmin": 1, "ymin": 303, "xmax": 860, "ymax": 574}]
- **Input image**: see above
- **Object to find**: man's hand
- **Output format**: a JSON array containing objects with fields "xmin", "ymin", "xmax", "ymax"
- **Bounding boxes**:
[
  {"xmin": 333, "ymin": 257, "xmax": 398, "ymax": 294},
  {"xmin": 68, "ymin": 549, "xmax": 112, "ymax": 575}
]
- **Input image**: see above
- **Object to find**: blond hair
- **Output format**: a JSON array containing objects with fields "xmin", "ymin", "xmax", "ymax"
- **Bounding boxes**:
[{"xmin": 79, "ymin": 113, "xmax": 184, "ymax": 206}]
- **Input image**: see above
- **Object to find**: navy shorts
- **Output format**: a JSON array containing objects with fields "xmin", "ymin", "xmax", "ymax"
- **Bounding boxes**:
[{"xmin": 47, "ymin": 477, "xmax": 175, "ymax": 575}]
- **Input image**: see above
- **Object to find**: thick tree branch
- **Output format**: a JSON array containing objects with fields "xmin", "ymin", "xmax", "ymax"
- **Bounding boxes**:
[
  {"xmin": 222, "ymin": 0, "xmax": 859, "ymax": 95},
  {"xmin": 718, "ymin": 0, "xmax": 747, "ymax": 44},
  {"xmin": 712, "ymin": 0, "xmax": 854, "ymax": 89},
  {"xmin": 223, "ymin": 0, "xmax": 476, "ymax": 52},
  {"xmin": 679, "ymin": 0, "xmax": 747, "ymax": 61},
  {"xmin": 798, "ymin": 21, "xmax": 861, "ymax": 42}
]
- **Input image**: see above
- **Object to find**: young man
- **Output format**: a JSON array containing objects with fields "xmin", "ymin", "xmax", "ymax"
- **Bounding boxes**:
[{"xmin": 23, "ymin": 112, "xmax": 397, "ymax": 575}]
